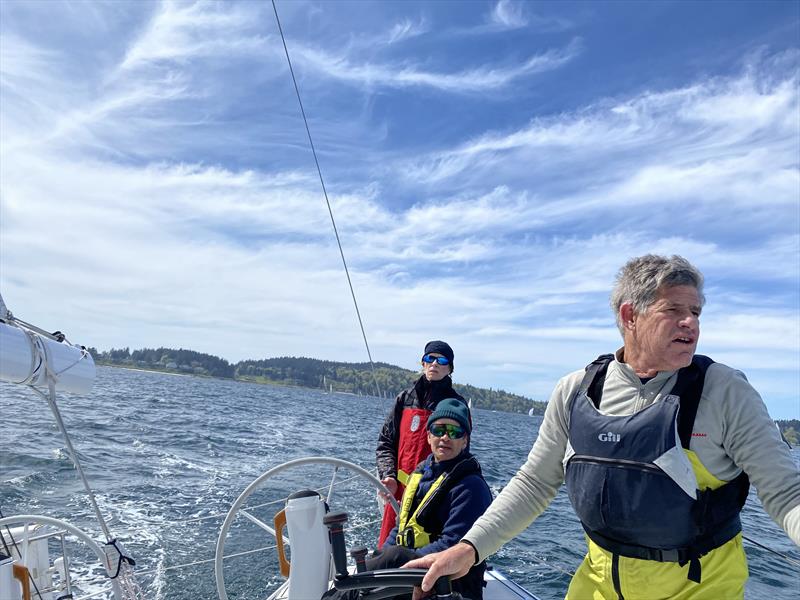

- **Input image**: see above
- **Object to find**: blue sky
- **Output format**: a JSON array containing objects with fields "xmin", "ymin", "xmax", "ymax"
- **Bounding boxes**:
[{"xmin": 1, "ymin": 1, "xmax": 798, "ymax": 418}]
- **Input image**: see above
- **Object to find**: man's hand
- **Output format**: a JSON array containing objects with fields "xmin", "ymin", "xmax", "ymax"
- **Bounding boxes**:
[
  {"xmin": 380, "ymin": 476, "xmax": 398, "ymax": 499},
  {"xmin": 402, "ymin": 542, "xmax": 475, "ymax": 599}
]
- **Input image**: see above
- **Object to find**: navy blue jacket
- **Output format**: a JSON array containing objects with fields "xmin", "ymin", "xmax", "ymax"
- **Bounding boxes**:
[{"xmin": 385, "ymin": 451, "xmax": 492, "ymax": 555}]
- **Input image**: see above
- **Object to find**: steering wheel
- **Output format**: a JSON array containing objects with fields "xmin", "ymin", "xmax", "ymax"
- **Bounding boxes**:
[
  {"xmin": 214, "ymin": 456, "xmax": 400, "ymax": 600},
  {"xmin": 323, "ymin": 510, "xmax": 461, "ymax": 600}
]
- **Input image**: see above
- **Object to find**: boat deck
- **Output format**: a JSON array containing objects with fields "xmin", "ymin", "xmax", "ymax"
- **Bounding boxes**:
[
  {"xmin": 484, "ymin": 566, "xmax": 541, "ymax": 600},
  {"xmin": 268, "ymin": 565, "xmax": 540, "ymax": 600}
]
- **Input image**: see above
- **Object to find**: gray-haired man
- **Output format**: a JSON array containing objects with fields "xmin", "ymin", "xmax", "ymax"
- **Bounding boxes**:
[{"xmin": 409, "ymin": 254, "xmax": 799, "ymax": 600}]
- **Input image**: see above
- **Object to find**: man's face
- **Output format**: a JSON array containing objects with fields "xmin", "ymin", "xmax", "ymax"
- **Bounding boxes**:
[
  {"xmin": 627, "ymin": 285, "xmax": 701, "ymax": 372},
  {"xmin": 422, "ymin": 352, "xmax": 450, "ymax": 382},
  {"xmin": 427, "ymin": 418, "xmax": 468, "ymax": 462}
]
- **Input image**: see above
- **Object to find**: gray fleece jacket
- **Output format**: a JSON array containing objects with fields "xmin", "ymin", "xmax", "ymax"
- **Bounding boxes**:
[{"xmin": 464, "ymin": 350, "xmax": 800, "ymax": 562}]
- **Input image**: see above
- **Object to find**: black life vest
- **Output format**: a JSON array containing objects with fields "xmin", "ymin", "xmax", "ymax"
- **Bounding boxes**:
[{"xmin": 565, "ymin": 354, "xmax": 749, "ymax": 583}]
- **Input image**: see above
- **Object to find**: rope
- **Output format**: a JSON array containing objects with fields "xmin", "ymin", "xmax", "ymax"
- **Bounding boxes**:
[
  {"xmin": 743, "ymin": 534, "xmax": 800, "ymax": 568},
  {"xmin": 132, "ymin": 517, "xmax": 383, "ymax": 578},
  {"xmin": 18, "ymin": 328, "xmax": 45, "ymax": 385},
  {"xmin": 172, "ymin": 473, "xmax": 364, "ymax": 524},
  {"xmin": 136, "ymin": 543, "xmax": 278, "ymax": 576},
  {"xmin": 271, "ymin": 0, "xmax": 383, "ymax": 403},
  {"xmin": 52, "ymin": 347, "xmax": 91, "ymax": 378},
  {"xmin": 526, "ymin": 551, "xmax": 575, "ymax": 579},
  {"xmin": 117, "ymin": 561, "xmax": 143, "ymax": 599}
]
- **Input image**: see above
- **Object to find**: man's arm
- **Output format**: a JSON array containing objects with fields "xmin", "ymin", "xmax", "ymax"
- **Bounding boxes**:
[
  {"xmin": 711, "ymin": 365, "xmax": 800, "ymax": 545},
  {"xmin": 404, "ymin": 372, "xmax": 579, "ymax": 594},
  {"xmin": 462, "ymin": 371, "xmax": 579, "ymax": 561}
]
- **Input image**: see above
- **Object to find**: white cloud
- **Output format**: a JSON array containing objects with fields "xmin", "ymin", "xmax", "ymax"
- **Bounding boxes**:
[
  {"xmin": 1, "ymin": 3, "xmax": 797, "ymax": 419},
  {"xmin": 290, "ymin": 38, "xmax": 581, "ymax": 92},
  {"xmin": 118, "ymin": 1, "xmax": 266, "ymax": 71},
  {"xmin": 406, "ymin": 64, "xmax": 798, "ymax": 185},
  {"xmin": 489, "ymin": 0, "xmax": 528, "ymax": 29},
  {"xmin": 385, "ymin": 18, "xmax": 428, "ymax": 44},
  {"xmin": 702, "ymin": 312, "xmax": 800, "ymax": 355},
  {"xmin": 483, "ymin": 0, "xmax": 573, "ymax": 34}
]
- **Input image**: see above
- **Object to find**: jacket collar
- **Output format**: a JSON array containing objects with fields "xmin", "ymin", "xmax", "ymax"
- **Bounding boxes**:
[
  {"xmin": 614, "ymin": 347, "xmax": 678, "ymax": 388},
  {"xmin": 425, "ymin": 450, "xmax": 474, "ymax": 477}
]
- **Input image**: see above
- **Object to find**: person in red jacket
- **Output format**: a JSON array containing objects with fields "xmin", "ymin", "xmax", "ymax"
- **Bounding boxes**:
[{"xmin": 375, "ymin": 340, "xmax": 468, "ymax": 547}]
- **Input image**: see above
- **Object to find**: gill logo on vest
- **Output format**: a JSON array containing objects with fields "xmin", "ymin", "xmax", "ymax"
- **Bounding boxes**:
[{"xmin": 598, "ymin": 431, "xmax": 621, "ymax": 442}]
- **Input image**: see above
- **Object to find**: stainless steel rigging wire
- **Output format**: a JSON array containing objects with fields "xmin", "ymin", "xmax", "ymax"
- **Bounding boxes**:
[
  {"xmin": 271, "ymin": 0, "xmax": 383, "ymax": 402},
  {"xmin": 742, "ymin": 534, "xmax": 800, "ymax": 569}
]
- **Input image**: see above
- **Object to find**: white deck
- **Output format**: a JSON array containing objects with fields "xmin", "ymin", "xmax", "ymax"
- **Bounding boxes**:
[{"xmin": 484, "ymin": 567, "xmax": 541, "ymax": 600}]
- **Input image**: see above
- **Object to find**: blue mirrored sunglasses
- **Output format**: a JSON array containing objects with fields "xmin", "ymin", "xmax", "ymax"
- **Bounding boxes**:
[
  {"xmin": 428, "ymin": 423, "xmax": 466, "ymax": 439},
  {"xmin": 422, "ymin": 354, "xmax": 450, "ymax": 366}
]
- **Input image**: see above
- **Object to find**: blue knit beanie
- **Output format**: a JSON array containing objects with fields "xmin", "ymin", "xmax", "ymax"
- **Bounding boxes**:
[{"xmin": 427, "ymin": 398, "xmax": 471, "ymax": 434}]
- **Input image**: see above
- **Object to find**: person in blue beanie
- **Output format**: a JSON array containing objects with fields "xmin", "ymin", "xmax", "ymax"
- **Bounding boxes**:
[{"xmin": 325, "ymin": 399, "xmax": 492, "ymax": 600}]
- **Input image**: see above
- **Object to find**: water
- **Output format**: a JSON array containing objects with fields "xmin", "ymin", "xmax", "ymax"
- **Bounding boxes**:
[{"xmin": 1, "ymin": 366, "xmax": 798, "ymax": 599}]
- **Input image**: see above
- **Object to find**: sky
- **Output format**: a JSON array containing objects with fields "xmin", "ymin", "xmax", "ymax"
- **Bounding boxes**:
[{"xmin": 1, "ymin": 0, "xmax": 798, "ymax": 418}]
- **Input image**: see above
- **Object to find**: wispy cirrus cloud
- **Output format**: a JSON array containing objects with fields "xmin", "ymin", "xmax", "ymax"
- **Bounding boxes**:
[
  {"xmin": 290, "ymin": 37, "xmax": 581, "ymax": 92},
  {"xmin": 479, "ymin": 0, "xmax": 575, "ymax": 34},
  {"xmin": 118, "ymin": 0, "xmax": 267, "ymax": 71},
  {"xmin": 388, "ymin": 19, "xmax": 427, "ymax": 43},
  {"xmin": 489, "ymin": 0, "xmax": 529, "ymax": 30},
  {"xmin": 405, "ymin": 57, "xmax": 798, "ymax": 185}
]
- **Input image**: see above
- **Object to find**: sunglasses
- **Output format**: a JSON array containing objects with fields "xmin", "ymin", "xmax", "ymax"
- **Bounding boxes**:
[
  {"xmin": 428, "ymin": 423, "xmax": 466, "ymax": 439},
  {"xmin": 422, "ymin": 354, "xmax": 450, "ymax": 366}
]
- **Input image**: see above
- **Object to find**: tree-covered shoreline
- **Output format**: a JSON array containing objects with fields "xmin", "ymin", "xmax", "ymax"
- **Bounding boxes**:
[
  {"xmin": 776, "ymin": 419, "xmax": 799, "ymax": 446},
  {"xmin": 89, "ymin": 346, "xmax": 547, "ymax": 415},
  {"xmin": 88, "ymin": 347, "xmax": 800, "ymax": 435}
]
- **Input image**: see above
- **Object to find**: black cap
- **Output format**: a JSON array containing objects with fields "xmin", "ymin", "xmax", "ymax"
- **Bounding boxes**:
[{"xmin": 423, "ymin": 340, "xmax": 454, "ymax": 364}]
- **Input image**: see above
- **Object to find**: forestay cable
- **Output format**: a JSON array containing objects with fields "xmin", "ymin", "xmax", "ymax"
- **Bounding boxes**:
[{"xmin": 271, "ymin": 0, "xmax": 383, "ymax": 401}]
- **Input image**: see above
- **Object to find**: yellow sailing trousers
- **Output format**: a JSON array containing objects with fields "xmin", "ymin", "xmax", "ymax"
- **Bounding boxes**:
[
  {"xmin": 565, "ymin": 451, "xmax": 748, "ymax": 599},
  {"xmin": 565, "ymin": 533, "xmax": 747, "ymax": 600}
]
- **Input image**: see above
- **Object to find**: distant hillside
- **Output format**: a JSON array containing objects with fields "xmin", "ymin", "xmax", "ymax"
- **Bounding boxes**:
[
  {"xmin": 90, "ymin": 347, "xmax": 546, "ymax": 415},
  {"xmin": 91, "ymin": 346, "xmax": 235, "ymax": 378},
  {"xmin": 776, "ymin": 419, "xmax": 799, "ymax": 446}
]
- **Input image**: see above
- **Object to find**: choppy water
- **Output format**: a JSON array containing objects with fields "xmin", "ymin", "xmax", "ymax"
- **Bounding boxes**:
[{"xmin": 1, "ymin": 366, "xmax": 798, "ymax": 599}]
